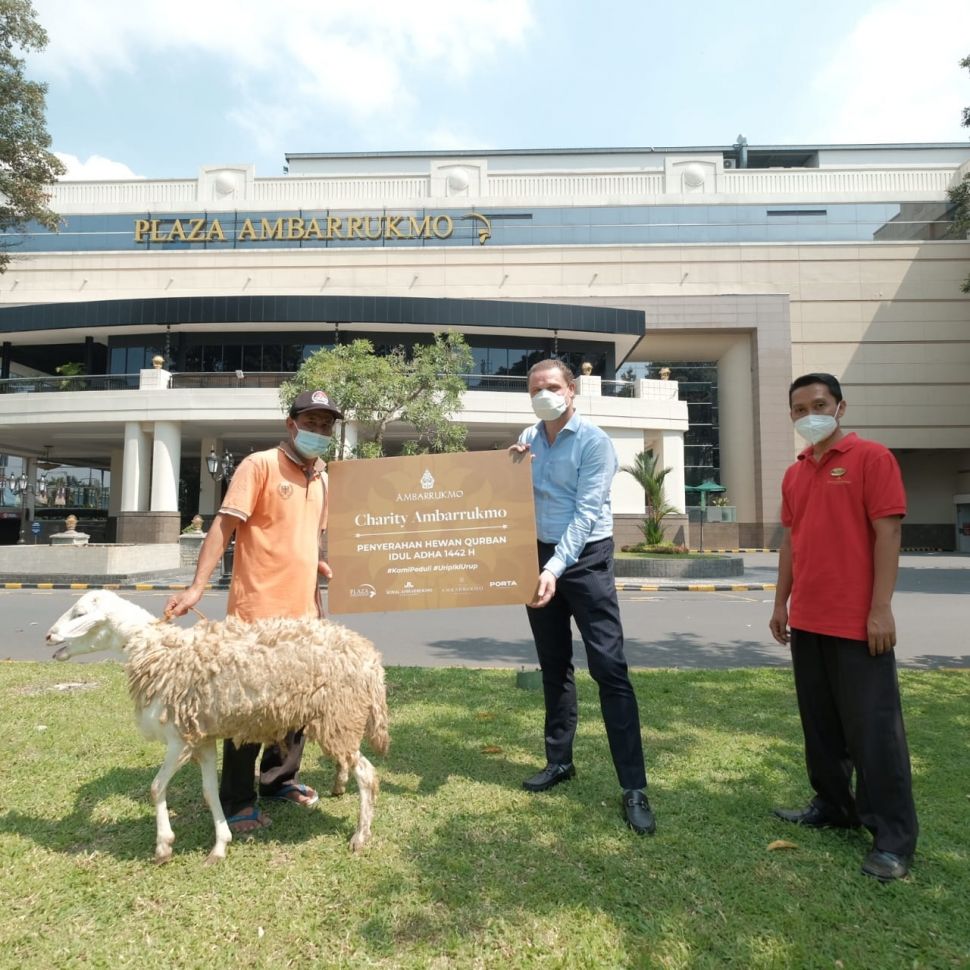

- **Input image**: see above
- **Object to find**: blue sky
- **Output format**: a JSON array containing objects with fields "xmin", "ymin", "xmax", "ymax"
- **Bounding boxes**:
[{"xmin": 26, "ymin": 0, "xmax": 970, "ymax": 180}]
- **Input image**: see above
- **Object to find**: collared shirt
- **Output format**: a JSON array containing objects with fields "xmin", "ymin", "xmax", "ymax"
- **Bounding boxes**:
[
  {"xmin": 781, "ymin": 432, "xmax": 906, "ymax": 641},
  {"xmin": 518, "ymin": 411, "xmax": 617, "ymax": 578},
  {"xmin": 218, "ymin": 441, "xmax": 328, "ymax": 621}
]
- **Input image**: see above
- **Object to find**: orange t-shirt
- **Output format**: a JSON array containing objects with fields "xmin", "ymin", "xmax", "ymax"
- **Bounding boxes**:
[{"xmin": 220, "ymin": 442, "xmax": 328, "ymax": 621}]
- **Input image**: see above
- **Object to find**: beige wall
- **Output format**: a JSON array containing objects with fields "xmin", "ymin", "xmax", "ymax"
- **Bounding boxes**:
[{"xmin": 4, "ymin": 233, "xmax": 969, "ymax": 532}]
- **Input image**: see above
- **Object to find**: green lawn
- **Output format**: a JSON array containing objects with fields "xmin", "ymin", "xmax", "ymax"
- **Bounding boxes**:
[{"xmin": 1, "ymin": 663, "xmax": 967, "ymax": 969}]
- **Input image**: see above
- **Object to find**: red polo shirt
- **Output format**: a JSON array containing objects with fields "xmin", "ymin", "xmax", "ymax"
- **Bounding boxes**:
[{"xmin": 781, "ymin": 432, "xmax": 906, "ymax": 641}]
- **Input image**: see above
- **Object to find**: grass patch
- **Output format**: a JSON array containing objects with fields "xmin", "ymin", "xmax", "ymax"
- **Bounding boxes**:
[{"xmin": 1, "ymin": 663, "xmax": 967, "ymax": 968}]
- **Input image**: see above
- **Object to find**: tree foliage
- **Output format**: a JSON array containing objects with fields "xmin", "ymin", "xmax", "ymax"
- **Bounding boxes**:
[
  {"xmin": 947, "ymin": 53, "xmax": 970, "ymax": 292},
  {"xmin": 280, "ymin": 332, "xmax": 474, "ymax": 459},
  {"xmin": 0, "ymin": 0, "xmax": 65, "ymax": 273},
  {"xmin": 621, "ymin": 448, "xmax": 677, "ymax": 545}
]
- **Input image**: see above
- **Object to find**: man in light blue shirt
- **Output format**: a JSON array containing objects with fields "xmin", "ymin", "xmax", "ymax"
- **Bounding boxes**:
[{"xmin": 514, "ymin": 359, "xmax": 655, "ymax": 835}]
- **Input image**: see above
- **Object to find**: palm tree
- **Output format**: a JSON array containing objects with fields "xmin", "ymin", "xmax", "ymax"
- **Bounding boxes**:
[{"xmin": 621, "ymin": 449, "xmax": 676, "ymax": 545}]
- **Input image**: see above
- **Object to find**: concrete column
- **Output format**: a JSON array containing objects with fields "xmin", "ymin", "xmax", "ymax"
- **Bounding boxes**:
[
  {"xmin": 660, "ymin": 430, "xmax": 686, "ymax": 513},
  {"xmin": 199, "ymin": 437, "xmax": 219, "ymax": 515},
  {"xmin": 576, "ymin": 375, "xmax": 602, "ymax": 397},
  {"xmin": 108, "ymin": 449, "xmax": 123, "ymax": 516},
  {"xmin": 121, "ymin": 422, "xmax": 150, "ymax": 512},
  {"xmin": 610, "ymin": 429, "xmax": 649, "ymax": 514},
  {"xmin": 150, "ymin": 421, "xmax": 182, "ymax": 512},
  {"xmin": 717, "ymin": 336, "xmax": 756, "ymax": 521}
]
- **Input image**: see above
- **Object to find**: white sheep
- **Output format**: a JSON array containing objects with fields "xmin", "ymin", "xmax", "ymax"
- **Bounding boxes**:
[{"xmin": 46, "ymin": 589, "xmax": 389, "ymax": 864}]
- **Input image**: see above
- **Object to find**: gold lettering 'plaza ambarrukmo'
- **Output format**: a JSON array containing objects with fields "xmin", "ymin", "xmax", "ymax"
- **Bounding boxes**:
[{"xmin": 133, "ymin": 214, "xmax": 464, "ymax": 244}]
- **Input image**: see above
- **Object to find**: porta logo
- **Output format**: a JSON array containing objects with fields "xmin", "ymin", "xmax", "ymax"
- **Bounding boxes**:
[{"xmin": 489, "ymin": 580, "xmax": 518, "ymax": 588}]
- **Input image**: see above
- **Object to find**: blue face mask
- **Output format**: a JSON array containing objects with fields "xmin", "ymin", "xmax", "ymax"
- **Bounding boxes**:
[{"xmin": 293, "ymin": 429, "xmax": 332, "ymax": 458}]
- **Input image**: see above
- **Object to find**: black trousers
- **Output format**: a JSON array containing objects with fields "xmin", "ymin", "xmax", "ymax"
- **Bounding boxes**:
[
  {"xmin": 526, "ymin": 538, "xmax": 647, "ymax": 791},
  {"xmin": 790, "ymin": 629, "xmax": 918, "ymax": 857},
  {"xmin": 219, "ymin": 730, "xmax": 308, "ymax": 817}
]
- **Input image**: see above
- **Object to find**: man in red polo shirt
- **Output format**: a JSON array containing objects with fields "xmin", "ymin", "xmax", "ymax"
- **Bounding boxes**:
[{"xmin": 769, "ymin": 373, "xmax": 918, "ymax": 882}]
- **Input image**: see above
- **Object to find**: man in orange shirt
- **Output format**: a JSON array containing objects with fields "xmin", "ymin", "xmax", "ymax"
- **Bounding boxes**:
[
  {"xmin": 166, "ymin": 389, "xmax": 342, "ymax": 834},
  {"xmin": 769, "ymin": 373, "xmax": 917, "ymax": 882}
]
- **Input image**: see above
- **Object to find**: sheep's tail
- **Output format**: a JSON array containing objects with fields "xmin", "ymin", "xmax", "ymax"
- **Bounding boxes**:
[{"xmin": 366, "ymin": 665, "xmax": 390, "ymax": 756}]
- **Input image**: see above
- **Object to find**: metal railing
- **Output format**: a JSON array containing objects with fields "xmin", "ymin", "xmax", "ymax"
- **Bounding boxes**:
[
  {"xmin": 0, "ymin": 374, "xmax": 140, "ymax": 393},
  {"xmin": 169, "ymin": 371, "xmax": 294, "ymax": 389},
  {"xmin": 1, "ymin": 371, "xmax": 637, "ymax": 395}
]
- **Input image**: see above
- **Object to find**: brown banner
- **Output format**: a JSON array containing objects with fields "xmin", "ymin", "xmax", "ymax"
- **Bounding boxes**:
[{"xmin": 327, "ymin": 451, "xmax": 538, "ymax": 613}]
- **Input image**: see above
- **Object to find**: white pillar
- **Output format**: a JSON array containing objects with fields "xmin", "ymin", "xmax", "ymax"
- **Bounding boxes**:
[
  {"xmin": 108, "ymin": 448, "xmax": 123, "ymax": 516},
  {"xmin": 121, "ymin": 422, "xmax": 150, "ymax": 512},
  {"xmin": 659, "ymin": 431, "xmax": 686, "ymax": 513},
  {"xmin": 150, "ymin": 421, "xmax": 182, "ymax": 512},
  {"xmin": 610, "ymin": 429, "xmax": 649, "ymax": 514},
  {"xmin": 717, "ymin": 336, "xmax": 756, "ymax": 521}
]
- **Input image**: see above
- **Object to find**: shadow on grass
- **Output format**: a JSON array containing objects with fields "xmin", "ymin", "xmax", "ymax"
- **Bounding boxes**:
[
  {"xmin": 0, "ymin": 761, "xmax": 355, "ymax": 863},
  {"xmin": 360, "ymin": 668, "xmax": 970, "ymax": 965}
]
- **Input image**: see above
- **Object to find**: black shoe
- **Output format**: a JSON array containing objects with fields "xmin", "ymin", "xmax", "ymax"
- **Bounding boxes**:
[
  {"xmin": 861, "ymin": 849, "xmax": 911, "ymax": 882},
  {"xmin": 622, "ymin": 789, "xmax": 657, "ymax": 835},
  {"xmin": 773, "ymin": 804, "xmax": 859, "ymax": 829},
  {"xmin": 522, "ymin": 763, "xmax": 575, "ymax": 792}
]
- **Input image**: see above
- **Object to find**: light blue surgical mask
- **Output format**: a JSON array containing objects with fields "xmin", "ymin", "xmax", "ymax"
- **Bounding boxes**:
[{"xmin": 293, "ymin": 429, "xmax": 332, "ymax": 458}]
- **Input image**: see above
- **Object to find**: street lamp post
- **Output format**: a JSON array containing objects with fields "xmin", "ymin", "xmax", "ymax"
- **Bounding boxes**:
[
  {"xmin": 206, "ymin": 447, "xmax": 235, "ymax": 577},
  {"xmin": 0, "ymin": 467, "xmax": 48, "ymax": 544}
]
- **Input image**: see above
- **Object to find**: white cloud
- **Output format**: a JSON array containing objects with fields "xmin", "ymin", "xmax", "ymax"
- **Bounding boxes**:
[
  {"xmin": 54, "ymin": 152, "xmax": 143, "ymax": 180},
  {"xmin": 810, "ymin": 0, "xmax": 970, "ymax": 143},
  {"xmin": 422, "ymin": 127, "xmax": 495, "ymax": 151},
  {"xmin": 33, "ymin": 0, "xmax": 534, "ymax": 136}
]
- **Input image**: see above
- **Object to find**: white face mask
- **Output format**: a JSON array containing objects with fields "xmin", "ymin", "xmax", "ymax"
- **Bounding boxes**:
[
  {"xmin": 531, "ymin": 388, "xmax": 568, "ymax": 421},
  {"xmin": 794, "ymin": 411, "xmax": 839, "ymax": 445}
]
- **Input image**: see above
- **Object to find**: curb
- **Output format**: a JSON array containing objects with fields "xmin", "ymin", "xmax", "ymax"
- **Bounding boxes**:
[
  {"xmin": 5, "ymin": 579, "xmax": 777, "ymax": 594},
  {"xmin": 616, "ymin": 582, "xmax": 777, "ymax": 592},
  {"xmin": 698, "ymin": 548, "xmax": 777, "ymax": 553}
]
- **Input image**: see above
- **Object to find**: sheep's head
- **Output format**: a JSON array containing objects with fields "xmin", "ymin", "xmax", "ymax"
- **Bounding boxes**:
[{"xmin": 46, "ymin": 590, "xmax": 149, "ymax": 661}]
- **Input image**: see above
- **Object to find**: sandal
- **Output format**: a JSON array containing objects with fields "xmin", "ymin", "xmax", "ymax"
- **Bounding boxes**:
[
  {"xmin": 226, "ymin": 806, "xmax": 272, "ymax": 835},
  {"xmin": 263, "ymin": 782, "xmax": 320, "ymax": 808}
]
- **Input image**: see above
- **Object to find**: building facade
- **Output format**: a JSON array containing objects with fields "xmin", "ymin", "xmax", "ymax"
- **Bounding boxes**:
[{"xmin": 1, "ymin": 143, "xmax": 969, "ymax": 548}]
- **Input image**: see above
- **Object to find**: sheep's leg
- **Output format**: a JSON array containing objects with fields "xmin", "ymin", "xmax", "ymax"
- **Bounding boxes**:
[
  {"xmin": 331, "ymin": 760, "xmax": 349, "ymax": 797},
  {"xmin": 151, "ymin": 733, "xmax": 193, "ymax": 864},
  {"xmin": 348, "ymin": 751, "xmax": 378, "ymax": 852},
  {"xmin": 198, "ymin": 740, "xmax": 232, "ymax": 865}
]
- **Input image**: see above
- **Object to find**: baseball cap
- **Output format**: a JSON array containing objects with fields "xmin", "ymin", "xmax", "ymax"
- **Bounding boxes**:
[{"xmin": 289, "ymin": 389, "xmax": 344, "ymax": 420}]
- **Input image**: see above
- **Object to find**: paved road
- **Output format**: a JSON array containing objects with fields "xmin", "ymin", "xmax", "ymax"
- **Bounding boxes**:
[{"xmin": 6, "ymin": 553, "xmax": 968, "ymax": 670}]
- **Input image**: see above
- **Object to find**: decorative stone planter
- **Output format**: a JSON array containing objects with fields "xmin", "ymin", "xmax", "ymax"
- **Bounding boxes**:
[
  {"xmin": 614, "ymin": 555, "xmax": 744, "ymax": 579},
  {"xmin": 179, "ymin": 531, "xmax": 206, "ymax": 566}
]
